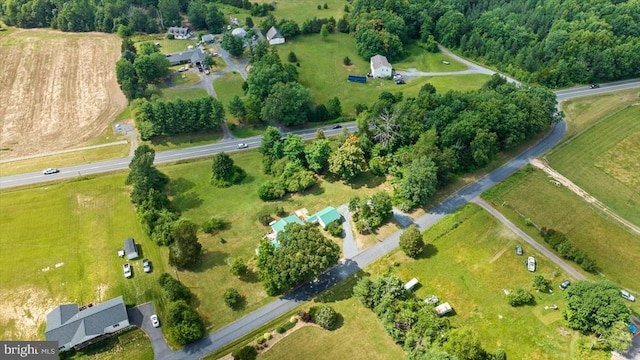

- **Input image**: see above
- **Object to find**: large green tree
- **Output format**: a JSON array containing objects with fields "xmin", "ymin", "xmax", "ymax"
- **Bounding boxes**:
[
  {"xmin": 169, "ymin": 220, "xmax": 203, "ymax": 269},
  {"xmin": 564, "ymin": 281, "xmax": 630, "ymax": 335},
  {"xmin": 443, "ymin": 328, "xmax": 485, "ymax": 360},
  {"xmin": 261, "ymin": 82, "xmax": 310, "ymax": 126},
  {"xmin": 399, "ymin": 156, "xmax": 438, "ymax": 209},
  {"xmin": 399, "ymin": 225, "xmax": 424, "ymax": 258},
  {"xmin": 305, "ymin": 139, "xmax": 332, "ymax": 173},
  {"xmin": 211, "ymin": 152, "xmax": 246, "ymax": 187},
  {"xmin": 329, "ymin": 135, "xmax": 367, "ymax": 181},
  {"xmin": 256, "ymin": 223, "xmax": 340, "ymax": 295},
  {"xmin": 222, "ymin": 32, "xmax": 245, "ymax": 57}
]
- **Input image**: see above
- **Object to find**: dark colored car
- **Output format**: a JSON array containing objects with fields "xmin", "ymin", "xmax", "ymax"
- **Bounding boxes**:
[
  {"xmin": 589, "ymin": 84, "xmax": 600, "ymax": 89},
  {"xmin": 332, "ymin": 125, "xmax": 342, "ymax": 129},
  {"xmin": 559, "ymin": 280, "xmax": 571, "ymax": 290},
  {"xmin": 515, "ymin": 245, "xmax": 523, "ymax": 256}
]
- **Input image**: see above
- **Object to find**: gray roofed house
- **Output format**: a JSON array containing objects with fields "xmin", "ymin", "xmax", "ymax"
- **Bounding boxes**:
[
  {"xmin": 370, "ymin": 54, "xmax": 392, "ymax": 78},
  {"xmin": 45, "ymin": 296, "xmax": 130, "ymax": 352},
  {"xmin": 201, "ymin": 34, "xmax": 215, "ymax": 43},
  {"xmin": 165, "ymin": 48, "xmax": 207, "ymax": 66},
  {"xmin": 124, "ymin": 238, "xmax": 139, "ymax": 260},
  {"xmin": 167, "ymin": 26, "xmax": 192, "ymax": 39},
  {"xmin": 266, "ymin": 26, "xmax": 285, "ymax": 45}
]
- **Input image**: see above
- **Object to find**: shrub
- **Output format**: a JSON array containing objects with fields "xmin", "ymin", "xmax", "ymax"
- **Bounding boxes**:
[
  {"xmin": 275, "ymin": 206, "xmax": 286, "ymax": 217},
  {"xmin": 323, "ymin": 3, "xmax": 328, "ymax": 9},
  {"xmin": 232, "ymin": 345, "xmax": 258, "ymax": 360},
  {"xmin": 263, "ymin": 333, "xmax": 272, "ymax": 340},
  {"xmin": 507, "ymin": 287, "xmax": 533, "ymax": 307},
  {"xmin": 256, "ymin": 337, "xmax": 266, "ymax": 344},
  {"xmin": 223, "ymin": 288, "xmax": 243, "ymax": 309},
  {"xmin": 399, "ymin": 225, "xmax": 425, "ymax": 258},
  {"xmin": 326, "ymin": 219, "xmax": 343, "ymax": 237},
  {"xmin": 258, "ymin": 180, "xmax": 286, "ymax": 201},
  {"xmin": 494, "ymin": 348, "xmax": 507, "ymax": 360},
  {"xmin": 298, "ymin": 310, "xmax": 312, "ymax": 322},
  {"xmin": 202, "ymin": 217, "xmax": 229, "ymax": 234},
  {"xmin": 257, "ymin": 209, "xmax": 274, "ymax": 226},
  {"xmin": 158, "ymin": 273, "xmax": 192, "ymax": 302},
  {"xmin": 287, "ymin": 51, "xmax": 297, "ymax": 62},
  {"xmin": 312, "ymin": 305, "xmax": 338, "ymax": 330},
  {"xmin": 343, "ymin": 56, "xmax": 351, "ymax": 66},
  {"xmin": 317, "ymin": 4, "xmax": 321, "ymax": 9},
  {"xmin": 532, "ymin": 275, "xmax": 551, "ymax": 292},
  {"xmin": 230, "ymin": 257, "xmax": 248, "ymax": 277},
  {"xmin": 276, "ymin": 326, "xmax": 285, "ymax": 334}
]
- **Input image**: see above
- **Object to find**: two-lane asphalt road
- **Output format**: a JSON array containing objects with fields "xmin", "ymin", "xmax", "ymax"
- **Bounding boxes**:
[{"xmin": 0, "ymin": 125, "xmax": 356, "ymax": 189}]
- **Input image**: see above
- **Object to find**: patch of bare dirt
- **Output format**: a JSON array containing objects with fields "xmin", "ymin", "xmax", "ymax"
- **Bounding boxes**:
[
  {"xmin": 0, "ymin": 287, "xmax": 58, "ymax": 340},
  {"xmin": 0, "ymin": 29, "xmax": 126, "ymax": 160}
]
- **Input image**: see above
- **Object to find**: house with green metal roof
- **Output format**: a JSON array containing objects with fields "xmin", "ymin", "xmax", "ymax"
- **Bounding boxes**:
[
  {"xmin": 271, "ymin": 215, "xmax": 304, "ymax": 235},
  {"xmin": 307, "ymin": 206, "xmax": 342, "ymax": 229}
]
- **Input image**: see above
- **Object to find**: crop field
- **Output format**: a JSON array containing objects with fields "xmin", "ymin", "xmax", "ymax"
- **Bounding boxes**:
[
  {"xmin": 276, "ymin": 33, "xmax": 490, "ymax": 114},
  {"xmin": 0, "ymin": 174, "xmax": 165, "ymax": 341},
  {"xmin": 483, "ymin": 167, "xmax": 640, "ymax": 293},
  {"xmin": 0, "ymin": 29, "xmax": 127, "ymax": 160},
  {"xmin": 547, "ymin": 105, "xmax": 640, "ymax": 227}
]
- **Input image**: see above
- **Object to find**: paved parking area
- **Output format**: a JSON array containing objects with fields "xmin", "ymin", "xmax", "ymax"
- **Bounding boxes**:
[{"xmin": 128, "ymin": 302, "xmax": 172, "ymax": 359}]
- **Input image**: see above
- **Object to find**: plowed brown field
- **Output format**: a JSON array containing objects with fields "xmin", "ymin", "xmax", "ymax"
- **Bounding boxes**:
[{"xmin": 0, "ymin": 29, "xmax": 126, "ymax": 160}]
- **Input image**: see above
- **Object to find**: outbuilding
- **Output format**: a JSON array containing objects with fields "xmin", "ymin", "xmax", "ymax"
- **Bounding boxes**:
[
  {"xmin": 370, "ymin": 54, "xmax": 392, "ymax": 78},
  {"xmin": 201, "ymin": 34, "xmax": 215, "ymax": 43},
  {"xmin": 232, "ymin": 27, "xmax": 247, "ymax": 38},
  {"xmin": 124, "ymin": 238, "xmax": 139, "ymax": 260},
  {"xmin": 266, "ymin": 26, "xmax": 285, "ymax": 45},
  {"xmin": 307, "ymin": 207, "xmax": 342, "ymax": 229}
]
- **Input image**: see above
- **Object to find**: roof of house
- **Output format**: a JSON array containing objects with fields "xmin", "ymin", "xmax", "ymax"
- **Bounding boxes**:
[
  {"xmin": 307, "ymin": 206, "xmax": 341, "ymax": 226},
  {"xmin": 201, "ymin": 34, "xmax": 215, "ymax": 42},
  {"xmin": 271, "ymin": 215, "xmax": 304, "ymax": 234},
  {"xmin": 165, "ymin": 48, "xmax": 206, "ymax": 65},
  {"xmin": 232, "ymin": 28, "xmax": 247, "ymax": 37},
  {"xmin": 45, "ymin": 296, "xmax": 129, "ymax": 348},
  {"xmin": 266, "ymin": 26, "xmax": 283, "ymax": 40},
  {"xmin": 370, "ymin": 54, "xmax": 391, "ymax": 69},
  {"xmin": 168, "ymin": 27, "xmax": 189, "ymax": 35}
]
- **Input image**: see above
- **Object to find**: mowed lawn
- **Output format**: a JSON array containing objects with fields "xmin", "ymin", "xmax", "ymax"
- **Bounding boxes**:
[
  {"xmin": 369, "ymin": 204, "xmax": 596, "ymax": 359},
  {"xmin": 158, "ymin": 150, "xmax": 388, "ymax": 330},
  {"xmin": 276, "ymin": 33, "xmax": 490, "ymax": 114},
  {"xmin": 256, "ymin": 0, "xmax": 346, "ymax": 22},
  {"xmin": 213, "ymin": 72, "xmax": 245, "ymax": 110},
  {"xmin": 394, "ymin": 43, "xmax": 467, "ymax": 72},
  {"xmin": 260, "ymin": 278, "xmax": 404, "ymax": 360},
  {"xmin": 0, "ymin": 175, "xmax": 166, "ymax": 341},
  {"xmin": 483, "ymin": 167, "xmax": 640, "ymax": 292},
  {"xmin": 547, "ymin": 105, "xmax": 640, "ymax": 227}
]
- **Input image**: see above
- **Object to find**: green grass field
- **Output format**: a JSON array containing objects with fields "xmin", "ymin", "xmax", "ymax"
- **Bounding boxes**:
[
  {"xmin": 213, "ymin": 72, "xmax": 246, "ymax": 110},
  {"xmin": 547, "ymin": 105, "xmax": 640, "ymax": 227},
  {"xmin": 483, "ymin": 167, "xmax": 640, "ymax": 293},
  {"xmin": 260, "ymin": 278, "xmax": 404, "ymax": 360},
  {"xmin": 156, "ymin": 86, "xmax": 209, "ymax": 101},
  {"xmin": 0, "ymin": 174, "xmax": 166, "ymax": 341},
  {"xmin": 394, "ymin": 43, "xmax": 466, "ymax": 72},
  {"xmin": 66, "ymin": 328, "xmax": 153, "ymax": 360},
  {"xmin": 230, "ymin": 124, "xmax": 268, "ymax": 138},
  {"xmin": 276, "ymin": 33, "xmax": 490, "ymax": 114},
  {"xmin": 135, "ymin": 38, "xmax": 195, "ymax": 54},
  {"xmin": 169, "ymin": 71, "xmax": 201, "ymax": 86},
  {"xmin": 369, "ymin": 204, "xmax": 604, "ymax": 359},
  {"xmin": 145, "ymin": 131, "xmax": 222, "ymax": 152},
  {"xmin": 256, "ymin": 0, "xmax": 346, "ymax": 23}
]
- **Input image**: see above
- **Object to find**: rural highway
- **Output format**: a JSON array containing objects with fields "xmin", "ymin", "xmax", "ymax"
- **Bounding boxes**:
[{"xmin": 1, "ymin": 80, "xmax": 639, "ymax": 360}]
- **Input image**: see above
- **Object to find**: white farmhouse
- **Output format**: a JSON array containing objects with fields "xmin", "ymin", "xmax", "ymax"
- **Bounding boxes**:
[{"xmin": 370, "ymin": 54, "xmax": 392, "ymax": 78}]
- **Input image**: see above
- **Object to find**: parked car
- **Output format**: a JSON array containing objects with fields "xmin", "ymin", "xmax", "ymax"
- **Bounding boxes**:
[
  {"xmin": 142, "ymin": 259, "xmax": 151, "ymax": 273},
  {"xmin": 178, "ymin": 67, "xmax": 188, "ymax": 72},
  {"xmin": 238, "ymin": 143, "xmax": 248, "ymax": 149},
  {"xmin": 621, "ymin": 290, "xmax": 636, "ymax": 302},
  {"xmin": 629, "ymin": 323, "xmax": 638, "ymax": 334},
  {"xmin": 43, "ymin": 168, "xmax": 59, "ymax": 175},
  {"xmin": 589, "ymin": 84, "xmax": 600, "ymax": 89},
  {"xmin": 332, "ymin": 125, "xmax": 342, "ymax": 129},
  {"xmin": 150, "ymin": 314, "xmax": 160, "ymax": 328},
  {"xmin": 515, "ymin": 245, "xmax": 523, "ymax": 256},
  {"xmin": 527, "ymin": 256, "xmax": 536, "ymax": 272},
  {"xmin": 123, "ymin": 263, "xmax": 132, "ymax": 278},
  {"xmin": 559, "ymin": 280, "xmax": 571, "ymax": 290},
  {"xmin": 395, "ymin": 79, "xmax": 406, "ymax": 85},
  {"xmin": 204, "ymin": 69, "xmax": 210, "ymax": 75}
]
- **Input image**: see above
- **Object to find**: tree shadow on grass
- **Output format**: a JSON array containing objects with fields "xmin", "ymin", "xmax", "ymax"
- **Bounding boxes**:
[
  {"xmin": 193, "ymin": 250, "xmax": 227, "ymax": 272},
  {"xmin": 167, "ymin": 177, "xmax": 196, "ymax": 196},
  {"xmin": 329, "ymin": 312, "xmax": 345, "ymax": 331},
  {"xmin": 349, "ymin": 172, "xmax": 386, "ymax": 189},
  {"xmin": 301, "ymin": 182, "xmax": 325, "ymax": 196},
  {"xmin": 415, "ymin": 243, "xmax": 438, "ymax": 260},
  {"xmin": 238, "ymin": 173, "xmax": 255, "ymax": 185},
  {"xmin": 240, "ymin": 269, "xmax": 260, "ymax": 283},
  {"xmin": 315, "ymin": 269, "xmax": 369, "ymax": 303},
  {"xmin": 172, "ymin": 191, "xmax": 203, "ymax": 211}
]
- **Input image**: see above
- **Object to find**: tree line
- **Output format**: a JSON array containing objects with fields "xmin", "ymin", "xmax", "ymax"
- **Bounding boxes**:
[
  {"xmin": 134, "ymin": 96, "xmax": 225, "ymax": 140},
  {"xmin": 116, "ymin": 39, "xmax": 171, "ymax": 101}
]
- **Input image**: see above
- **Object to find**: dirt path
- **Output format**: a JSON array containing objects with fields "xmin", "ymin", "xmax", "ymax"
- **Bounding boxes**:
[{"xmin": 530, "ymin": 159, "xmax": 640, "ymax": 236}]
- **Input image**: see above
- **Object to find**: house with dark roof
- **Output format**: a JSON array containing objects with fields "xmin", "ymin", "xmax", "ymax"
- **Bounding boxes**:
[
  {"xmin": 165, "ymin": 48, "xmax": 206, "ymax": 67},
  {"xmin": 167, "ymin": 26, "xmax": 192, "ymax": 39},
  {"xmin": 370, "ymin": 54, "xmax": 392, "ymax": 78},
  {"xmin": 45, "ymin": 296, "xmax": 130, "ymax": 352},
  {"xmin": 266, "ymin": 26, "xmax": 285, "ymax": 45},
  {"xmin": 124, "ymin": 238, "xmax": 139, "ymax": 260},
  {"xmin": 307, "ymin": 206, "xmax": 342, "ymax": 229},
  {"xmin": 201, "ymin": 34, "xmax": 215, "ymax": 43}
]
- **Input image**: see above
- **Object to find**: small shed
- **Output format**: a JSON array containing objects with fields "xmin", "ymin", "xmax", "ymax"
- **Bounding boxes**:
[
  {"xmin": 404, "ymin": 278, "xmax": 419, "ymax": 291},
  {"xmin": 370, "ymin": 54, "xmax": 392, "ymax": 78},
  {"xmin": 307, "ymin": 207, "xmax": 342, "ymax": 229},
  {"xmin": 266, "ymin": 26, "xmax": 285, "ymax": 45},
  {"xmin": 435, "ymin": 302, "xmax": 453, "ymax": 316},
  {"xmin": 124, "ymin": 238, "xmax": 139, "ymax": 260},
  {"xmin": 201, "ymin": 34, "xmax": 215, "ymax": 43}
]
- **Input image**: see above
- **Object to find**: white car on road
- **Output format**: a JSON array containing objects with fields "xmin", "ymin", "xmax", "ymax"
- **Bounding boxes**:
[
  {"xmin": 238, "ymin": 143, "xmax": 249, "ymax": 149},
  {"xmin": 43, "ymin": 168, "xmax": 59, "ymax": 175},
  {"xmin": 150, "ymin": 314, "xmax": 160, "ymax": 328}
]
